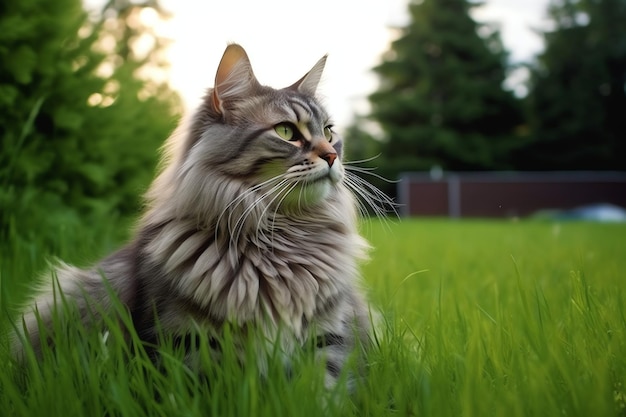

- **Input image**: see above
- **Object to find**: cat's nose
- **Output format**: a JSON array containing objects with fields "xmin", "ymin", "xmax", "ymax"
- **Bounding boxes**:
[
  {"xmin": 321, "ymin": 152, "xmax": 337, "ymax": 167},
  {"xmin": 315, "ymin": 141, "xmax": 338, "ymax": 167}
]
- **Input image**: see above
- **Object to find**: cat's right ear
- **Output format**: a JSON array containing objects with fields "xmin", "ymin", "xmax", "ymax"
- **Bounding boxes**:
[
  {"xmin": 288, "ymin": 55, "xmax": 327, "ymax": 96},
  {"xmin": 212, "ymin": 44, "xmax": 260, "ymax": 115}
]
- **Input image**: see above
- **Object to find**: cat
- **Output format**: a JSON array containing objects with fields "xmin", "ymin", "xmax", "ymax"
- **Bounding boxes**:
[{"xmin": 13, "ymin": 43, "xmax": 384, "ymax": 389}]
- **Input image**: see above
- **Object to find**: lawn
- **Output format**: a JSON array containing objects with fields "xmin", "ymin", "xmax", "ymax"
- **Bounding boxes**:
[{"xmin": 1, "ymin": 218, "xmax": 625, "ymax": 416}]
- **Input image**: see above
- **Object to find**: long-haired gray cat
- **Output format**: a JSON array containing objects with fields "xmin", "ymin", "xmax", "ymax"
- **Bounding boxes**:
[{"xmin": 14, "ymin": 44, "xmax": 383, "ymax": 388}]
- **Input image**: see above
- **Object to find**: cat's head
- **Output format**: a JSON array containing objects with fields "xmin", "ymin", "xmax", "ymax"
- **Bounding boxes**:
[{"xmin": 183, "ymin": 44, "xmax": 345, "ymax": 212}]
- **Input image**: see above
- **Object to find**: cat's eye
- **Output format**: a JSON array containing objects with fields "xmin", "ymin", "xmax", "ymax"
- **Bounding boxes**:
[
  {"xmin": 275, "ymin": 123, "xmax": 295, "ymax": 141},
  {"xmin": 324, "ymin": 125, "xmax": 333, "ymax": 142}
]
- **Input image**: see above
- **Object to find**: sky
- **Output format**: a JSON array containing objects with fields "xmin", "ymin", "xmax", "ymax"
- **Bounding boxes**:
[{"xmin": 148, "ymin": 0, "xmax": 551, "ymax": 130}]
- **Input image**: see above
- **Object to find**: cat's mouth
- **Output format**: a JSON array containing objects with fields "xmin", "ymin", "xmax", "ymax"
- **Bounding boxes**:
[{"xmin": 289, "ymin": 164, "xmax": 343, "ymax": 185}]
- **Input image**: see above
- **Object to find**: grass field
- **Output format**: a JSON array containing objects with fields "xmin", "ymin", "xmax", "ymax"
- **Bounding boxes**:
[{"xmin": 1, "ymin": 218, "xmax": 625, "ymax": 416}]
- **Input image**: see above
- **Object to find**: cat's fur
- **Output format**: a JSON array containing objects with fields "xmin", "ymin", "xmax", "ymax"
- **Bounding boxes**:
[{"xmin": 14, "ymin": 44, "xmax": 375, "ymax": 388}]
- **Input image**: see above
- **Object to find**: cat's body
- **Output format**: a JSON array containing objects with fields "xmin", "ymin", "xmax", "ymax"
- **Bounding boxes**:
[{"xmin": 14, "ymin": 44, "xmax": 375, "ymax": 387}]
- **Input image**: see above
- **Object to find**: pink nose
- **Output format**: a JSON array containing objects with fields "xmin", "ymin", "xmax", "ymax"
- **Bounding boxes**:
[{"xmin": 321, "ymin": 152, "xmax": 337, "ymax": 167}]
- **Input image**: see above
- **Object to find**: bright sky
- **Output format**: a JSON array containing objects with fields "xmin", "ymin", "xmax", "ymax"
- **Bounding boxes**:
[{"xmin": 149, "ymin": 0, "xmax": 551, "ymax": 129}]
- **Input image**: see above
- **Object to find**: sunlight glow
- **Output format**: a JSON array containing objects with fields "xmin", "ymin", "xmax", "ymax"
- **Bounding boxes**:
[{"xmin": 84, "ymin": 0, "xmax": 550, "ymax": 128}]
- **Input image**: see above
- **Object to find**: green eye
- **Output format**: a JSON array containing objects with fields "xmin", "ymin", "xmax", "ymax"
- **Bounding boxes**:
[
  {"xmin": 275, "ymin": 123, "xmax": 294, "ymax": 141},
  {"xmin": 324, "ymin": 125, "xmax": 333, "ymax": 142}
]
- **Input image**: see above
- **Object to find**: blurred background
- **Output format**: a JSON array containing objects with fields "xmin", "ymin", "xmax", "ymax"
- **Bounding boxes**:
[{"xmin": 1, "ymin": 0, "xmax": 625, "ymax": 257}]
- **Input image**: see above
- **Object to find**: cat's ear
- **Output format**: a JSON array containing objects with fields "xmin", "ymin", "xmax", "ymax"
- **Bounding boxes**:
[
  {"xmin": 212, "ymin": 44, "xmax": 260, "ymax": 114},
  {"xmin": 288, "ymin": 55, "xmax": 327, "ymax": 95}
]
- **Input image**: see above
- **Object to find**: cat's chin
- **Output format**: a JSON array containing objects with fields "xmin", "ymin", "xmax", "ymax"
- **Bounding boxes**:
[{"xmin": 280, "ymin": 178, "xmax": 335, "ymax": 210}]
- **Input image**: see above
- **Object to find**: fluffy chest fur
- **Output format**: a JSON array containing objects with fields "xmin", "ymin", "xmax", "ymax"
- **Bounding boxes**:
[{"xmin": 138, "ymin": 187, "xmax": 368, "ymax": 341}]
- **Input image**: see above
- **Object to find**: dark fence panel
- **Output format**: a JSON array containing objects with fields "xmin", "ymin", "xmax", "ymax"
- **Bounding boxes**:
[{"xmin": 398, "ymin": 172, "xmax": 626, "ymax": 217}]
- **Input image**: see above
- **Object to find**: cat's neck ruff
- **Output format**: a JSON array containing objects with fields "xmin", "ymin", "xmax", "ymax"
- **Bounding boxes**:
[{"xmin": 141, "ymin": 181, "xmax": 368, "ymax": 336}]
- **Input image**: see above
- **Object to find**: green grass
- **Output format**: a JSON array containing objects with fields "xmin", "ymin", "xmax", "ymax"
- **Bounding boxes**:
[{"xmin": 2, "ymin": 218, "xmax": 625, "ymax": 416}]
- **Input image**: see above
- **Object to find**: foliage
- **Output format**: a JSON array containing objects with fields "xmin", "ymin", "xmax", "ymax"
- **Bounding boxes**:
[
  {"xmin": 0, "ymin": 0, "xmax": 181, "ymax": 255},
  {"xmin": 356, "ymin": 0, "xmax": 522, "ymax": 185},
  {"xmin": 1, "ymin": 218, "xmax": 625, "ymax": 416},
  {"xmin": 519, "ymin": 0, "xmax": 626, "ymax": 170}
]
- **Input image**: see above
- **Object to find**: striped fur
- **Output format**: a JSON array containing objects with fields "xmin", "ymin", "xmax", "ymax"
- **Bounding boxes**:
[{"xmin": 14, "ymin": 44, "xmax": 374, "ymax": 388}]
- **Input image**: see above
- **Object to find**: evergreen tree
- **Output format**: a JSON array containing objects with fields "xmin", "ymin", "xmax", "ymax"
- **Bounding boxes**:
[
  {"xmin": 520, "ymin": 0, "xmax": 626, "ymax": 170},
  {"xmin": 0, "ymin": 0, "xmax": 181, "ymax": 252},
  {"xmin": 367, "ymin": 0, "xmax": 522, "ymax": 176}
]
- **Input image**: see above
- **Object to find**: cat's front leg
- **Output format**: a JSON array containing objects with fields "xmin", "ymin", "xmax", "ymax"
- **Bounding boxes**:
[
  {"xmin": 315, "ymin": 331, "xmax": 352, "ymax": 389},
  {"xmin": 313, "ymin": 316, "xmax": 371, "ymax": 392}
]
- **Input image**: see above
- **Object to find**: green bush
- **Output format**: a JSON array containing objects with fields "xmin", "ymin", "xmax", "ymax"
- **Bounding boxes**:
[{"xmin": 0, "ymin": 0, "xmax": 181, "ymax": 255}]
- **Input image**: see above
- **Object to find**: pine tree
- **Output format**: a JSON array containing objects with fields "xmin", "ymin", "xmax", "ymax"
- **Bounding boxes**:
[
  {"xmin": 520, "ymin": 0, "xmax": 626, "ymax": 170},
  {"xmin": 367, "ymin": 0, "xmax": 522, "ymax": 175}
]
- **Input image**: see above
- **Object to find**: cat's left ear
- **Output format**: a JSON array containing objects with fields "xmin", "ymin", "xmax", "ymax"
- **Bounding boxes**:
[{"xmin": 288, "ymin": 55, "xmax": 327, "ymax": 95}]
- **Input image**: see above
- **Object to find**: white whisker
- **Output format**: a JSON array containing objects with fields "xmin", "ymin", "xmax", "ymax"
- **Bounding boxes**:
[
  {"xmin": 342, "ymin": 154, "xmax": 384, "ymax": 165},
  {"xmin": 344, "ymin": 164, "xmax": 401, "ymax": 184},
  {"xmin": 343, "ymin": 171, "xmax": 399, "ymax": 220},
  {"xmin": 215, "ymin": 175, "xmax": 285, "ymax": 242},
  {"xmin": 263, "ymin": 181, "xmax": 300, "ymax": 249},
  {"xmin": 230, "ymin": 177, "xmax": 291, "ymax": 253}
]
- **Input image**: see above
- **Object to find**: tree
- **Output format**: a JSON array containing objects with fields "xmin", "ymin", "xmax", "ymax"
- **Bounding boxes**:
[
  {"xmin": 519, "ymin": 0, "xmax": 626, "ymax": 170},
  {"xmin": 365, "ymin": 0, "xmax": 522, "ymax": 178},
  {"xmin": 0, "ymin": 0, "xmax": 181, "ymax": 253}
]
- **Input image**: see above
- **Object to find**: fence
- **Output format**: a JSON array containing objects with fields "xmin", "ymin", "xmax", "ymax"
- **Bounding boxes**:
[{"xmin": 397, "ymin": 171, "xmax": 626, "ymax": 218}]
